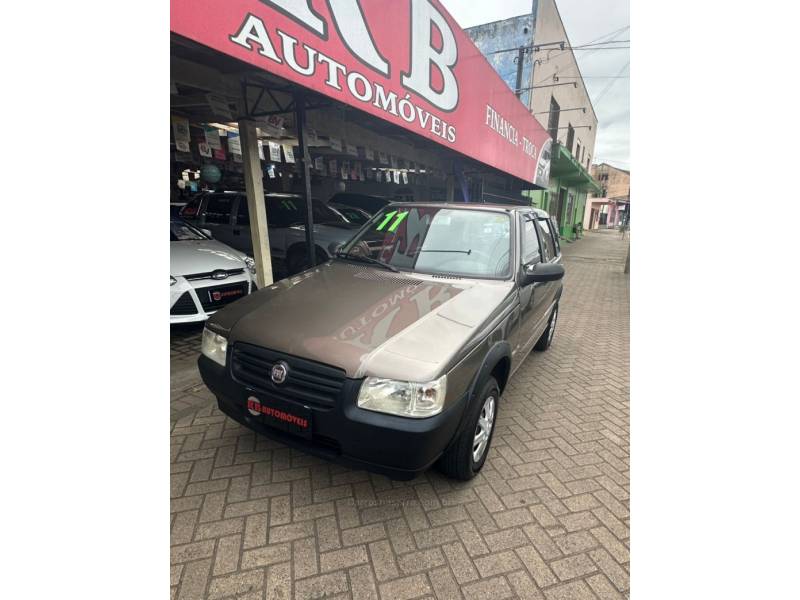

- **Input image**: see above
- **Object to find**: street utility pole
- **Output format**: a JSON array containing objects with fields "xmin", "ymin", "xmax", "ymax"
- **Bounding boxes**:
[{"xmin": 514, "ymin": 47, "xmax": 525, "ymax": 99}]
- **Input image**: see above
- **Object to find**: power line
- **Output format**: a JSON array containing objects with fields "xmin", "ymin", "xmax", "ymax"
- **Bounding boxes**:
[
  {"xmin": 532, "ymin": 26, "xmax": 630, "ymax": 86},
  {"xmin": 591, "ymin": 62, "xmax": 630, "ymax": 106},
  {"xmin": 487, "ymin": 39, "xmax": 628, "ymax": 56}
]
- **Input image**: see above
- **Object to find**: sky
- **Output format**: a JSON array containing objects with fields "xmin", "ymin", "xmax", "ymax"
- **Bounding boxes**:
[{"xmin": 442, "ymin": 0, "xmax": 630, "ymax": 170}]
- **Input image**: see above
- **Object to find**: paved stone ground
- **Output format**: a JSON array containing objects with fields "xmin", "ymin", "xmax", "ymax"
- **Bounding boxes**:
[{"xmin": 170, "ymin": 228, "xmax": 630, "ymax": 600}]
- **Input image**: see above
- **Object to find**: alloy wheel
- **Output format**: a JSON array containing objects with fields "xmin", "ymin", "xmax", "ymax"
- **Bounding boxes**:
[
  {"xmin": 548, "ymin": 307, "xmax": 558, "ymax": 344},
  {"xmin": 472, "ymin": 395, "xmax": 496, "ymax": 462}
]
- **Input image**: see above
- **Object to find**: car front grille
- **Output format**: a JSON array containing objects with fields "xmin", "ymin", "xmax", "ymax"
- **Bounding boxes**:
[
  {"xmin": 231, "ymin": 343, "xmax": 346, "ymax": 409},
  {"xmin": 170, "ymin": 292, "xmax": 198, "ymax": 315},
  {"xmin": 185, "ymin": 268, "xmax": 245, "ymax": 281},
  {"xmin": 197, "ymin": 282, "xmax": 249, "ymax": 312}
]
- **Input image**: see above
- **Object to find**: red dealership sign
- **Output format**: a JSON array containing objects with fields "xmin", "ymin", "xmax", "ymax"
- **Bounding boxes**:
[{"xmin": 171, "ymin": 0, "xmax": 552, "ymax": 186}]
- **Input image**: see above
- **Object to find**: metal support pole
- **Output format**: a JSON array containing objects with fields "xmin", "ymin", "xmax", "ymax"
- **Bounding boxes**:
[
  {"xmin": 238, "ymin": 119, "xmax": 273, "ymax": 288},
  {"xmin": 294, "ymin": 92, "xmax": 316, "ymax": 268}
]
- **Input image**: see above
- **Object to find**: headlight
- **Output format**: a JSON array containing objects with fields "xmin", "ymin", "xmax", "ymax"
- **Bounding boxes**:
[
  {"xmin": 357, "ymin": 375, "xmax": 447, "ymax": 418},
  {"xmin": 201, "ymin": 327, "xmax": 228, "ymax": 366},
  {"xmin": 170, "ymin": 276, "xmax": 177, "ymax": 286},
  {"xmin": 243, "ymin": 256, "xmax": 256, "ymax": 274}
]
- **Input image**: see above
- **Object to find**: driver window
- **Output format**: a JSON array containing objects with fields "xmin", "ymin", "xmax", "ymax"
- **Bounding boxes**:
[{"xmin": 521, "ymin": 215, "xmax": 541, "ymax": 265}]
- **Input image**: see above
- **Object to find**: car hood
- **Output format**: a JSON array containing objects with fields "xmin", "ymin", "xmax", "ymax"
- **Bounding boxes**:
[
  {"xmin": 211, "ymin": 261, "xmax": 515, "ymax": 380},
  {"xmin": 170, "ymin": 240, "xmax": 246, "ymax": 276}
]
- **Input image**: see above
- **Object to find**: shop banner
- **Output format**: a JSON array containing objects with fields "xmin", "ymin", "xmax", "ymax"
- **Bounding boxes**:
[
  {"xmin": 328, "ymin": 136, "xmax": 342, "ymax": 152},
  {"xmin": 228, "ymin": 132, "xmax": 242, "ymax": 155},
  {"xmin": 268, "ymin": 141, "xmax": 282, "ymax": 162},
  {"xmin": 282, "ymin": 143, "xmax": 295, "ymax": 163},
  {"xmin": 378, "ymin": 151, "xmax": 388, "ymax": 165},
  {"xmin": 171, "ymin": 0, "xmax": 552, "ymax": 186},
  {"xmin": 364, "ymin": 147, "xmax": 374, "ymax": 161},
  {"xmin": 257, "ymin": 140, "xmax": 265, "ymax": 160},
  {"xmin": 203, "ymin": 126, "xmax": 222, "ymax": 150},
  {"xmin": 345, "ymin": 143, "xmax": 358, "ymax": 156},
  {"xmin": 260, "ymin": 115, "xmax": 285, "ymax": 137},
  {"xmin": 171, "ymin": 115, "xmax": 191, "ymax": 152},
  {"xmin": 198, "ymin": 142, "xmax": 212, "ymax": 158}
]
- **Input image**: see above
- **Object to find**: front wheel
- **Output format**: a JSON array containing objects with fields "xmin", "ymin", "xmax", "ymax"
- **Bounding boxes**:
[
  {"xmin": 437, "ymin": 377, "xmax": 499, "ymax": 480},
  {"xmin": 534, "ymin": 303, "xmax": 558, "ymax": 352}
]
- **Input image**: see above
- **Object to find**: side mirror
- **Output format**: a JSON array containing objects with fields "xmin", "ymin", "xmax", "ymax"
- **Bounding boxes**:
[
  {"xmin": 201, "ymin": 228, "xmax": 213, "ymax": 238},
  {"xmin": 522, "ymin": 262, "xmax": 565, "ymax": 285}
]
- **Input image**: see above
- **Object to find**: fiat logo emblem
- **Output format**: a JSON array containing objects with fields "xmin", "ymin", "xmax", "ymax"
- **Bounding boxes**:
[{"xmin": 271, "ymin": 361, "xmax": 289, "ymax": 384}]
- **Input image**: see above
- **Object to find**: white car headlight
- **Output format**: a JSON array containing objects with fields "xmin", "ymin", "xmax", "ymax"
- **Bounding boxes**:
[
  {"xmin": 243, "ymin": 256, "xmax": 256, "ymax": 275},
  {"xmin": 201, "ymin": 327, "xmax": 228, "ymax": 366},
  {"xmin": 170, "ymin": 276, "xmax": 177, "ymax": 286},
  {"xmin": 357, "ymin": 375, "xmax": 447, "ymax": 418}
]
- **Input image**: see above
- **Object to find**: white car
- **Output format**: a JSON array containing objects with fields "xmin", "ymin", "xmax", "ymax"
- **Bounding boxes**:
[{"xmin": 170, "ymin": 219, "xmax": 257, "ymax": 323}]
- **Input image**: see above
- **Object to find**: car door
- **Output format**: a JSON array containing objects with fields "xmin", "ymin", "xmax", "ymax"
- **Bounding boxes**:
[
  {"xmin": 530, "ymin": 217, "xmax": 560, "ymax": 333},
  {"xmin": 200, "ymin": 193, "xmax": 237, "ymax": 247},
  {"xmin": 515, "ymin": 212, "xmax": 551, "ymax": 357},
  {"xmin": 230, "ymin": 195, "xmax": 254, "ymax": 255}
]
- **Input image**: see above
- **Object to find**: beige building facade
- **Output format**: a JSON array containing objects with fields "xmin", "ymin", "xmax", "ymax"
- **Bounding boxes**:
[
  {"xmin": 592, "ymin": 163, "xmax": 630, "ymax": 200},
  {"xmin": 528, "ymin": 0, "xmax": 598, "ymax": 169},
  {"xmin": 466, "ymin": 0, "xmax": 601, "ymax": 240},
  {"xmin": 584, "ymin": 162, "xmax": 630, "ymax": 230}
]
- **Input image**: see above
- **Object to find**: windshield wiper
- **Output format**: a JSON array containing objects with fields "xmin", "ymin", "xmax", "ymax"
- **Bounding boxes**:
[
  {"xmin": 335, "ymin": 250, "xmax": 399, "ymax": 273},
  {"xmin": 418, "ymin": 249, "xmax": 472, "ymax": 255}
]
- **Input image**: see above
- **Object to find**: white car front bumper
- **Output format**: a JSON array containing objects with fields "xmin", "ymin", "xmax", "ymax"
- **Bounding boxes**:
[{"xmin": 170, "ymin": 272, "xmax": 255, "ymax": 324}]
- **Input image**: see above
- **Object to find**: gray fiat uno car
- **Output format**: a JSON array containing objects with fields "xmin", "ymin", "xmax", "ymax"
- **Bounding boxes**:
[{"xmin": 198, "ymin": 203, "xmax": 564, "ymax": 480}]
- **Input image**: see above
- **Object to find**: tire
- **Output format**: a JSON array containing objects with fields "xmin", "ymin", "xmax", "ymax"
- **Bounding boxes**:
[
  {"xmin": 534, "ymin": 303, "xmax": 558, "ymax": 352},
  {"xmin": 437, "ymin": 377, "xmax": 500, "ymax": 480},
  {"xmin": 287, "ymin": 246, "xmax": 327, "ymax": 276}
]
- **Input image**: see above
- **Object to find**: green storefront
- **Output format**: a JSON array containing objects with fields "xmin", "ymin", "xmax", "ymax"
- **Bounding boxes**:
[{"xmin": 526, "ymin": 142, "xmax": 601, "ymax": 242}]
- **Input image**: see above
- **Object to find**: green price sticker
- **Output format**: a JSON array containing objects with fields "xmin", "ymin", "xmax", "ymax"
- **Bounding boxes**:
[{"xmin": 376, "ymin": 210, "xmax": 409, "ymax": 232}]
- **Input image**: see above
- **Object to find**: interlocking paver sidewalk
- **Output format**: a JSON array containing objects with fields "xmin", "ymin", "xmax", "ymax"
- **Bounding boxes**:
[{"xmin": 170, "ymin": 228, "xmax": 630, "ymax": 599}]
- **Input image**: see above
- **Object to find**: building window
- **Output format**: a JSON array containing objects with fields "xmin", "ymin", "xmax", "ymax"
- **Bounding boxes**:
[
  {"xmin": 575, "ymin": 143, "xmax": 581, "ymax": 161},
  {"xmin": 566, "ymin": 123, "xmax": 575, "ymax": 153},
  {"xmin": 547, "ymin": 96, "xmax": 560, "ymax": 141}
]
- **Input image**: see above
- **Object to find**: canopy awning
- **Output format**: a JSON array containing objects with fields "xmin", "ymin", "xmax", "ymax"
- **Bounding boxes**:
[{"xmin": 549, "ymin": 142, "xmax": 602, "ymax": 194}]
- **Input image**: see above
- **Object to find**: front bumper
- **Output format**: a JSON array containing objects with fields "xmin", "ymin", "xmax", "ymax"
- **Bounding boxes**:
[
  {"xmin": 170, "ymin": 275, "xmax": 255, "ymax": 324},
  {"xmin": 198, "ymin": 355, "xmax": 466, "ymax": 480}
]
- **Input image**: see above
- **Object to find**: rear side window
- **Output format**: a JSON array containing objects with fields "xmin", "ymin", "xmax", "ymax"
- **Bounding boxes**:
[
  {"xmin": 537, "ymin": 218, "xmax": 558, "ymax": 260},
  {"xmin": 179, "ymin": 195, "xmax": 203, "ymax": 218},
  {"xmin": 266, "ymin": 197, "xmax": 303, "ymax": 228},
  {"xmin": 549, "ymin": 218, "xmax": 561, "ymax": 255},
  {"xmin": 204, "ymin": 194, "xmax": 234, "ymax": 224},
  {"xmin": 521, "ymin": 215, "xmax": 541, "ymax": 264},
  {"xmin": 237, "ymin": 196, "xmax": 249, "ymax": 226},
  {"xmin": 536, "ymin": 220, "xmax": 556, "ymax": 261}
]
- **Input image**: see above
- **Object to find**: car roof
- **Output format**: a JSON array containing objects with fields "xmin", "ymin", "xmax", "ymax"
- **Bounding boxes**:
[{"xmin": 384, "ymin": 202, "xmax": 543, "ymax": 214}]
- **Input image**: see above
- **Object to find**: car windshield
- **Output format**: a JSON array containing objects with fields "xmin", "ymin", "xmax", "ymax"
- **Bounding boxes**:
[
  {"xmin": 266, "ymin": 196, "xmax": 350, "ymax": 227},
  {"xmin": 170, "ymin": 220, "xmax": 207, "ymax": 241},
  {"xmin": 339, "ymin": 206, "xmax": 512, "ymax": 279},
  {"xmin": 332, "ymin": 206, "xmax": 370, "ymax": 224}
]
